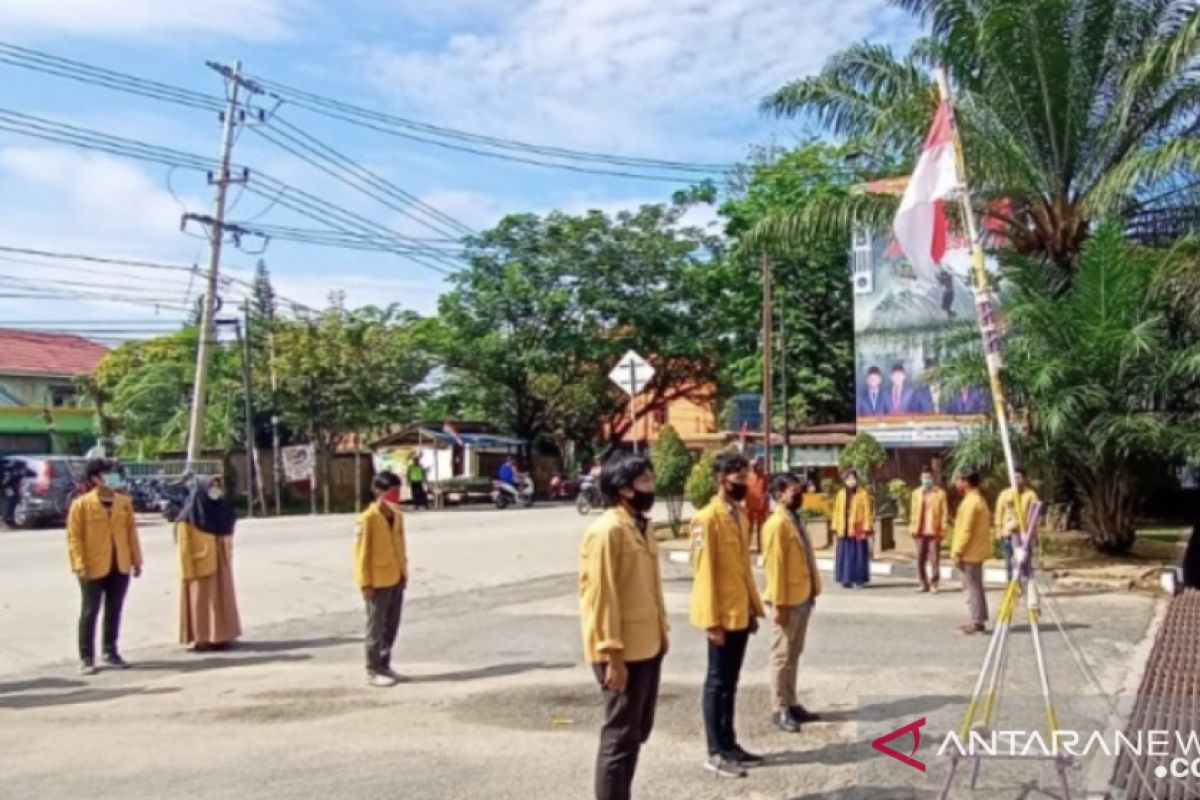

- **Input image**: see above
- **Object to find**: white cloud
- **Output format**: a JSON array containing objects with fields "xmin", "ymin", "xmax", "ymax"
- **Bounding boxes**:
[
  {"xmin": 0, "ymin": 0, "xmax": 298, "ymax": 41},
  {"xmin": 362, "ymin": 0, "xmax": 916, "ymax": 159}
]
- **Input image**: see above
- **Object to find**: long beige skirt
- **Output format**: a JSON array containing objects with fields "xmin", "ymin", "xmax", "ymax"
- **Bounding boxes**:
[{"xmin": 180, "ymin": 537, "xmax": 242, "ymax": 646}]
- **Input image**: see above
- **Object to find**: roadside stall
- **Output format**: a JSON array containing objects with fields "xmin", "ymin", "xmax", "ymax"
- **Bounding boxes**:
[{"xmin": 371, "ymin": 424, "xmax": 527, "ymax": 506}]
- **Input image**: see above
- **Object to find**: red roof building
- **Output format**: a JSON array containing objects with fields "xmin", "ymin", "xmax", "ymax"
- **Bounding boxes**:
[{"xmin": 0, "ymin": 329, "xmax": 109, "ymax": 378}]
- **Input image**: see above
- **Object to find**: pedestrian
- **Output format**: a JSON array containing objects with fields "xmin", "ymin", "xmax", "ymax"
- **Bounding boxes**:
[
  {"xmin": 355, "ymin": 471, "xmax": 407, "ymax": 687},
  {"xmin": 579, "ymin": 454, "xmax": 669, "ymax": 800},
  {"xmin": 995, "ymin": 467, "xmax": 1038, "ymax": 581},
  {"xmin": 67, "ymin": 458, "xmax": 143, "ymax": 675},
  {"xmin": 407, "ymin": 453, "xmax": 430, "ymax": 510},
  {"xmin": 745, "ymin": 457, "xmax": 770, "ymax": 552},
  {"xmin": 910, "ymin": 467, "xmax": 950, "ymax": 593},
  {"xmin": 761, "ymin": 472, "xmax": 822, "ymax": 734},
  {"xmin": 952, "ymin": 468, "xmax": 992, "ymax": 634},
  {"xmin": 690, "ymin": 451, "xmax": 765, "ymax": 779},
  {"xmin": 176, "ymin": 474, "xmax": 242, "ymax": 652},
  {"xmin": 831, "ymin": 468, "xmax": 874, "ymax": 588}
]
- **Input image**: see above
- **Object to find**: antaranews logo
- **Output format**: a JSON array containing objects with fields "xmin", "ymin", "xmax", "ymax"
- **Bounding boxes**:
[{"xmin": 872, "ymin": 717, "xmax": 927, "ymax": 772}]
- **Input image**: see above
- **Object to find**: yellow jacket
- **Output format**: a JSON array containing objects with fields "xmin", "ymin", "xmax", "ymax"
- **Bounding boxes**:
[
  {"xmin": 354, "ymin": 501, "xmax": 407, "ymax": 589},
  {"xmin": 66, "ymin": 489, "xmax": 143, "ymax": 579},
  {"xmin": 952, "ymin": 489, "xmax": 993, "ymax": 563},
  {"xmin": 578, "ymin": 506, "xmax": 669, "ymax": 663},
  {"xmin": 177, "ymin": 521, "xmax": 220, "ymax": 581},
  {"xmin": 995, "ymin": 487, "xmax": 1039, "ymax": 540},
  {"xmin": 690, "ymin": 498, "xmax": 765, "ymax": 631},
  {"xmin": 831, "ymin": 488, "xmax": 874, "ymax": 538},
  {"xmin": 909, "ymin": 487, "xmax": 951, "ymax": 538},
  {"xmin": 762, "ymin": 507, "xmax": 821, "ymax": 607}
]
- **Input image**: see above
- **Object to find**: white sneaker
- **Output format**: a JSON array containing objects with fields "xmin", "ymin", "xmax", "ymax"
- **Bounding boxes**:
[{"xmin": 367, "ymin": 672, "xmax": 397, "ymax": 688}]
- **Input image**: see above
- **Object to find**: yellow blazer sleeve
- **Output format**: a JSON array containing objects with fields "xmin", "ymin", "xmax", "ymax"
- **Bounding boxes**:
[
  {"xmin": 584, "ymin": 526, "xmax": 624, "ymax": 653},
  {"xmin": 951, "ymin": 495, "xmax": 973, "ymax": 558},
  {"xmin": 689, "ymin": 518, "xmax": 721, "ymax": 630},
  {"xmin": 395, "ymin": 513, "xmax": 408, "ymax": 584},
  {"xmin": 940, "ymin": 493, "xmax": 951, "ymax": 533},
  {"xmin": 743, "ymin": 528, "xmax": 765, "ymax": 618},
  {"xmin": 993, "ymin": 489, "xmax": 1009, "ymax": 538},
  {"xmin": 909, "ymin": 491, "xmax": 921, "ymax": 528},
  {"xmin": 354, "ymin": 518, "xmax": 372, "ymax": 589},
  {"xmin": 762, "ymin": 515, "xmax": 785, "ymax": 605},
  {"xmin": 127, "ymin": 503, "xmax": 143, "ymax": 569},
  {"xmin": 66, "ymin": 498, "xmax": 85, "ymax": 574},
  {"xmin": 830, "ymin": 491, "xmax": 845, "ymax": 537}
]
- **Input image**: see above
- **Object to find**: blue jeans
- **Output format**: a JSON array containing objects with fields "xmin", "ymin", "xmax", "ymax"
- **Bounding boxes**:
[{"xmin": 702, "ymin": 628, "xmax": 750, "ymax": 756}]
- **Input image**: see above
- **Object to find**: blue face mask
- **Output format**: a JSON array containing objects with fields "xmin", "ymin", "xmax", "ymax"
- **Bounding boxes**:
[{"xmin": 102, "ymin": 473, "xmax": 124, "ymax": 490}]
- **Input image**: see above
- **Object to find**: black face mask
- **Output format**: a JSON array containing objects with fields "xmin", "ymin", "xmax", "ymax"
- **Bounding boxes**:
[
  {"xmin": 787, "ymin": 495, "xmax": 803, "ymax": 512},
  {"xmin": 727, "ymin": 483, "xmax": 748, "ymax": 502},
  {"xmin": 630, "ymin": 490, "xmax": 655, "ymax": 514}
]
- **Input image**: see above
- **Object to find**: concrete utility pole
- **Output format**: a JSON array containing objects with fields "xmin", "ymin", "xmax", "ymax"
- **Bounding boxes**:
[
  {"xmin": 185, "ymin": 60, "xmax": 261, "ymax": 466},
  {"xmin": 779, "ymin": 289, "xmax": 790, "ymax": 471},
  {"xmin": 761, "ymin": 253, "xmax": 773, "ymax": 471}
]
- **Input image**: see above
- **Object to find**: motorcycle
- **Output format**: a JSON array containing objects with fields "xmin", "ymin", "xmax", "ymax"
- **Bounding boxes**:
[
  {"xmin": 575, "ymin": 475, "xmax": 603, "ymax": 515},
  {"xmin": 152, "ymin": 478, "xmax": 191, "ymax": 522},
  {"xmin": 491, "ymin": 473, "xmax": 535, "ymax": 509},
  {"xmin": 547, "ymin": 472, "xmax": 582, "ymax": 501}
]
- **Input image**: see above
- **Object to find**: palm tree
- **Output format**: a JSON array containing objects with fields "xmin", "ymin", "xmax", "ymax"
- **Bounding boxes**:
[
  {"xmin": 943, "ymin": 225, "xmax": 1200, "ymax": 553},
  {"xmin": 759, "ymin": 0, "xmax": 1200, "ymax": 269}
]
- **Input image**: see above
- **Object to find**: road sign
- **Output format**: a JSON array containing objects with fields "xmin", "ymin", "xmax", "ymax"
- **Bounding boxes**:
[{"xmin": 609, "ymin": 350, "xmax": 655, "ymax": 396}]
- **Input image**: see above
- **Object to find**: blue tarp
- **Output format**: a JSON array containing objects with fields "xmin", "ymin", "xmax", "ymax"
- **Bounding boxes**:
[{"xmin": 417, "ymin": 429, "xmax": 526, "ymax": 448}]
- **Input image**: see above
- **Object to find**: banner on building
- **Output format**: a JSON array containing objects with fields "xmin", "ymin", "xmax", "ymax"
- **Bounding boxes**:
[
  {"xmin": 280, "ymin": 444, "xmax": 316, "ymax": 484},
  {"xmin": 852, "ymin": 230, "xmax": 995, "ymax": 448}
]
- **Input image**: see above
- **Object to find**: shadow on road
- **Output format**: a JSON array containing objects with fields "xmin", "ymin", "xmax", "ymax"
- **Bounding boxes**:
[
  {"xmin": 130, "ymin": 652, "xmax": 311, "ymax": 674},
  {"xmin": 818, "ymin": 693, "xmax": 970, "ymax": 723},
  {"xmin": 0, "ymin": 685, "xmax": 179, "ymax": 711},
  {"xmin": 0, "ymin": 676, "xmax": 87, "ymax": 695},
  {"xmin": 406, "ymin": 661, "xmax": 574, "ymax": 684},
  {"xmin": 785, "ymin": 786, "xmax": 938, "ymax": 799},
  {"xmin": 229, "ymin": 636, "xmax": 358, "ymax": 654}
]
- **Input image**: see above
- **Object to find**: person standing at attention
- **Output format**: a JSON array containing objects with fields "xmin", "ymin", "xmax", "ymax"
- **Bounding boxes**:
[
  {"xmin": 910, "ymin": 467, "xmax": 950, "ymax": 593},
  {"xmin": 952, "ymin": 469, "xmax": 992, "ymax": 634},
  {"xmin": 762, "ymin": 473, "xmax": 822, "ymax": 734},
  {"xmin": 995, "ymin": 467, "xmax": 1038, "ymax": 581},
  {"xmin": 407, "ymin": 453, "xmax": 430, "ymax": 510},
  {"xmin": 831, "ymin": 468, "xmax": 874, "ymax": 588},
  {"xmin": 176, "ymin": 475, "xmax": 242, "ymax": 651},
  {"xmin": 355, "ymin": 471, "xmax": 407, "ymax": 687},
  {"xmin": 67, "ymin": 458, "xmax": 143, "ymax": 675},
  {"xmin": 690, "ymin": 452, "xmax": 765, "ymax": 779},
  {"xmin": 579, "ymin": 455, "xmax": 668, "ymax": 800},
  {"xmin": 745, "ymin": 457, "xmax": 770, "ymax": 553}
]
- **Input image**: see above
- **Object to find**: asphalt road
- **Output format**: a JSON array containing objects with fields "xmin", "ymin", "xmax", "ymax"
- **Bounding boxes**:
[{"xmin": 0, "ymin": 505, "xmax": 1162, "ymax": 799}]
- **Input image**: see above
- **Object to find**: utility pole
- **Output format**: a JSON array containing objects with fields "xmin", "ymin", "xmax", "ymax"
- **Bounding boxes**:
[
  {"xmin": 761, "ymin": 253, "xmax": 774, "ymax": 471},
  {"xmin": 779, "ymin": 290, "xmax": 791, "ymax": 471},
  {"xmin": 267, "ymin": 325, "xmax": 283, "ymax": 516},
  {"xmin": 184, "ymin": 60, "xmax": 261, "ymax": 466},
  {"xmin": 234, "ymin": 316, "xmax": 255, "ymax": 518}
]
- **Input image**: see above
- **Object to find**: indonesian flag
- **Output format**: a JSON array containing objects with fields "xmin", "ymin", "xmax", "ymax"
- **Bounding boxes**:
[{"xmin": 894, "ymin": 101, "xmax": 959, "ymax": 281}]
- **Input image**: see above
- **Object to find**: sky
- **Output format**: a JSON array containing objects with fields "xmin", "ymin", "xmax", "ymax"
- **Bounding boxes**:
[{"xmin": 0, "ymin": 0, "xmax": 919, "ymax": 341}]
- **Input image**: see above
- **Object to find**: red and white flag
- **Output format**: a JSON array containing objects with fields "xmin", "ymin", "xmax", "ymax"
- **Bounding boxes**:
[{"xmin": 893, "ymin": 101, "xmax": 959, "ymax": 281}]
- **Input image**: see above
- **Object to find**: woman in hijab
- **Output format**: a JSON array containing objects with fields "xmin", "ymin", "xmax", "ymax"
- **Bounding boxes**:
[
  {"xmin": 831, "ymin": 468, "xmax": 874, "ymax": 588},
  {"xmin": 176, "ymin": 475, "xmax": 241, "ymax": 651}
]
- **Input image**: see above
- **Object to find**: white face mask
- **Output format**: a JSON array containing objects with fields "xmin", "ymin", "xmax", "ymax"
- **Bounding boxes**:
[{"xmin": 207, "ymin": 487, "xmax": 224, "ymax": 501}]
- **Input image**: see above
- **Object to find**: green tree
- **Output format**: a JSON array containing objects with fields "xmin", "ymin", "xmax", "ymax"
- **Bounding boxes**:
[
  {"xmin": 758, "ymin": 0, "xmax": 1200, "ymax": 268},
  {"xmin": 651, "ymin": 425, "xmax": 692, "ymax": 535},
  {"xmin": 685, "ymin": 450, "xmax": 720, "ymax": 510},
  {"xmin": 838, "ymin": 432, "xmax": 887, "ymax": 485},
  {"xmin": 944, "ymin": 226, "xmax": 1200, "ymax": 553},
  {"xmin": 714, "ymin": 144, "xmax": 869, "ymax": 423},
  {"xmin": 434, "ymin": 202, "xmax": 724, "ymax": 451}
]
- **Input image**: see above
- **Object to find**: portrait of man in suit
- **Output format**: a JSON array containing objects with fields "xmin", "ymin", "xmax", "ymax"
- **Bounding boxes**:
[
  {"xmin": 947, "ymin": 385, "xmax": 990, "ymax": 415},
  {"xmin": 887, "ymin": 363, "xmax": 926, "ymax": 415},
  {"xmin": 857, "ymin": 366, "xmax": 889, "ymax": 416}
]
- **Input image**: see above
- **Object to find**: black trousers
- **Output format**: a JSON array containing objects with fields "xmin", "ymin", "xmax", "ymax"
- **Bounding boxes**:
[
  {"xmin": 78, "ymin": 566, "xmax": 131, "ymax": 662},
  {"xmin": 703, "ymin": 628, "xmax": 750, "ymax": 756},
  {"xmin": 592, "ymin": 656, "xmax": 662, "ymax": 800},
  {"xmin": 410, "ymin": 481, "xmax": 429, "ymax": 509},
  {"xmin": 364, "ymin": 584, "xmax": 405, "ymax": 674}
]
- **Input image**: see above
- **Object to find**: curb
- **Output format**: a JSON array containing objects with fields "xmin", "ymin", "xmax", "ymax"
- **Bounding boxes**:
[{"xmin": 666, "ymin": 549, "xmax": 1013, "ymax": 586}]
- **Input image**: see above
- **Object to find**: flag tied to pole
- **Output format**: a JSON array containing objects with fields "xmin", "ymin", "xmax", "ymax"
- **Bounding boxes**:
[{"xmin": 894, "ymin": 101, "xmax": 959, "ymax": 281}]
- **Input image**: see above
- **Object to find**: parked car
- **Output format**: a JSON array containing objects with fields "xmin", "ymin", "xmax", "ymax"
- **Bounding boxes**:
[{"xmin": 2, "ymin": 455, "xmax": 87, "ymax": 529}]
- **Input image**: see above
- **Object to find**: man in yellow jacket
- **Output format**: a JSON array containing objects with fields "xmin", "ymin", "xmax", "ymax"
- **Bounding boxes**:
[
  {"xmin": 995, "ymin": 467, "xmax": 1039, "ymax": 581},
  {"xmin": 67, "ymin": 458, "xmax": 143, "ymax": 675},
  {"xmin": 690, "ymin": 452, "xmax": 765, "ymax": 779},
  {"xmin": 355, "ymin": 471, "xmax": 407, "ymax": 687},
  {"xmin": 910, "ymin": 467, "xmax": 951, "ymax": 593},
  {"xmin": 761, "ymin": 473, "xmax": 822, "ymax": 734},
  {"xmin": 951, "ymin": 469, "xmax": 993, "ymax": 634},
  {"xmin": 579, "ymin": 454, "xmax": 668, "ymax": 800}
]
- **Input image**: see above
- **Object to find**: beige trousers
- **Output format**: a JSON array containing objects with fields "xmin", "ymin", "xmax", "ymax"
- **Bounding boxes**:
[{"xmin": 769, "ymin": 604, "xmax": 812, "ymax": 712}]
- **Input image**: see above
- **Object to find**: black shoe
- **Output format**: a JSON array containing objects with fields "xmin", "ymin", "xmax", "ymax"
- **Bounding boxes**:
[
  {"xmin": 704, "ymin": 754, "xmax": 747, "ymax": 779},
  {"xmin": 790, "ymin": 704, "xmax": 822, "ymax": 724},
  {"xmin": 774, "ymin": 710, "xmax": 801, "ymax": 733},
  {"xmin": 102, "ymin": 653, "xmax": 129, "ymax": 669},
  {"xmin": 729, "ymin": 746, "xmax": 764, "ymax": 767}
]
